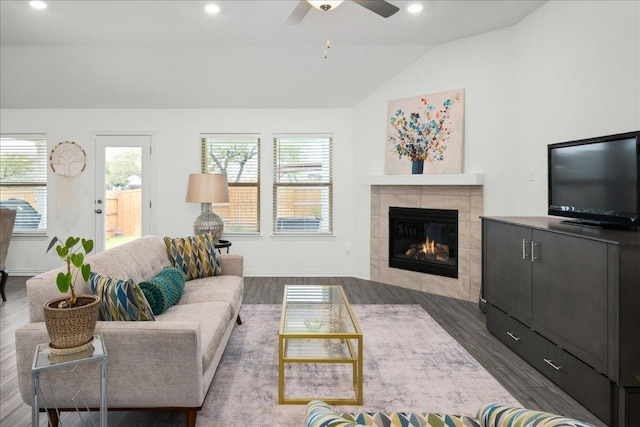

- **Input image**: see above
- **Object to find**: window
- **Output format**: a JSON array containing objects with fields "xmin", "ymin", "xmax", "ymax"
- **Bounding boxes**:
[
  {"xmin": 0, "ymin": 134, "xmax": 48, "ymax": 233},
  {"xmin": 201, "ymin": 134, "xmax": 260, "ymax": 234},
  {"xmin": 273, "ymin": 134, "xmax": 333, "ymax": 234}
]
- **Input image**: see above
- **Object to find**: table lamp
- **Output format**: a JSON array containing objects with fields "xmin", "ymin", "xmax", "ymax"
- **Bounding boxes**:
[{"xmin": 186, "ymin": 173, "xmax": 230, "ymax": 241}]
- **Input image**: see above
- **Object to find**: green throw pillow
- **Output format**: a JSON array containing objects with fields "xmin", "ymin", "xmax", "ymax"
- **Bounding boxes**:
[
  {"xmin": 139, "ymin": 266, "xmax": 186, "ymax": 315},
  {"xmin": 164, "ymin": 233, "xmax": 221, "ymax": 280},
  {"xmin": 89, "ymin": 272, "xmax": 156, "ymax": 321}
]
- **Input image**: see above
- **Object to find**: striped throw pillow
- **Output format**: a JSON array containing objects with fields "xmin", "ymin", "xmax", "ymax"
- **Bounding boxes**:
[
  {"xmin": 89, "ymin": 272, "xmax": 156, "ymax": 321},
  {"xmin": 164, "ymin": 233, "xmax": 221, "ymax": 280}
]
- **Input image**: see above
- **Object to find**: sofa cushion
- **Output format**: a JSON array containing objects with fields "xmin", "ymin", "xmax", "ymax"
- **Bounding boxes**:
[
  {"xmin": 164, "ymin": 233, "xmax": 221, "ymax": 280},
  {"xmin": 139, "ymin": 266, "xmax": 186, "ymax": 315},
  {"xmin": 89, "ymin": 272, "xmax": 156, "ymax": 321},
  {"xmin": 157, "ymin": 301, "xmax": 232, "ymax": 372},
  {"xmin": 26, "ymin": 236, "xmax": 171, "ymax": 323},
  {"xmin": 88, "ymin": 235, "xmax": 171, "ymax": 285},
  {"xmin": 179, "ymin": 274, "xmax": 243, "ymax": 315}
]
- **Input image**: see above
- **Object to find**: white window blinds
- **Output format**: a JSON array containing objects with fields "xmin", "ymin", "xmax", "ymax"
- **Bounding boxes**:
[
  {"xmin": 201, "ymin": 134, "xmax": 260, "ymax": 234},
  {"xmin": 0, "ymin": 134, "xmax": 48, "ymax": 232},
  {"xmin": 273, "ymin": 135, "xmax": 333, "ymax": 234}
]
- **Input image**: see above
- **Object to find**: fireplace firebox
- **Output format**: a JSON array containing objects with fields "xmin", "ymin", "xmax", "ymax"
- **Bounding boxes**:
[{"xmin": 389, "ymin": 207, "xmax": 458, "ymax": 278}]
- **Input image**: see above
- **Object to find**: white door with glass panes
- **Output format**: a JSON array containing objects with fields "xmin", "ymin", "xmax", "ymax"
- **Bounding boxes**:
[{"xmin": 94, "ymin": 133, "xmax": 154, "ymax": 252}]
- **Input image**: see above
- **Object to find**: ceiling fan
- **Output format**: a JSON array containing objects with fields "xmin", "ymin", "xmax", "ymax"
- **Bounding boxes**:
[{"xmin": 285, "ymin": 0, "xmax": 400, "ymax": 25}]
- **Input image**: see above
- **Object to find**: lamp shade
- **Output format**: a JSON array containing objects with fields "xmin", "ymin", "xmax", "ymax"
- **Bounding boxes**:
[{"xmin": 186, "ymin": 173, "xmax": 230, "ymax": 206}]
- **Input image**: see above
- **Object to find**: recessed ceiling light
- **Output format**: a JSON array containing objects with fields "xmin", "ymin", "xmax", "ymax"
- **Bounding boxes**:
[
  {"xmin": 204, "ymin": 4, "xmax": 220, "ymax": 14},
  {"xmin": 29, "ymin": 1, "xmax": 47, "ymax": 10},
  {"xmin": 407, "ymin": 4, "xmax": 423, "ymax": 14}
]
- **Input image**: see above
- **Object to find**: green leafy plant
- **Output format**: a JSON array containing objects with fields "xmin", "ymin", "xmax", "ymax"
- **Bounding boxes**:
[{"xmin": 46, "ymin": 236, "xmax": 94, "ymax": 308}]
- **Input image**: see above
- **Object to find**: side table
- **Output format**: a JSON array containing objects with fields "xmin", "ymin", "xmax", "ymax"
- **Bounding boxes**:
[
  {"xmin": 31, "ymin": 334, "xmax": 108, "ymax": 427},
  {"xmin": 215, "ymin": 239, "xmax": 232, "ymax": 254}
]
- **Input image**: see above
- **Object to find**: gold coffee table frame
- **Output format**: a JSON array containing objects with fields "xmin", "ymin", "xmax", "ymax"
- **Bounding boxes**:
[{"xmin": 278, "ymin": 285, "xmax": 363, "ymax": 405}]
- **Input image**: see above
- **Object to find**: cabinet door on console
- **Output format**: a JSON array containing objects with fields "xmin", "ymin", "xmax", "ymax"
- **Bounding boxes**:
[
  {"xmin": 531, "ymin": 230, "xmax": 608, "ymax": 373},
  {"xmin": 484, "ymin": 220, "xmax": 533, "ymax": 321}
]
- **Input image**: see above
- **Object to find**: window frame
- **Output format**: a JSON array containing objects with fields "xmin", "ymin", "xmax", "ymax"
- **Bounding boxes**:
[
  {"xmin": 201, "ymin": 133, "xmax": 261, "ymax": 235},
  {"xmin": 0, "ymin": 133, "xmax": 48, "ymax": 236},
  {"xmin": 272, "ymin": 134, "xmax": 334, "ymax": 236}
]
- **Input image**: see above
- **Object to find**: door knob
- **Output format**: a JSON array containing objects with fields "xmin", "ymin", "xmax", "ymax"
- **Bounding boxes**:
[{"xmin": 95, "ymin": 209, "xmax": 103, "ymax": 214}]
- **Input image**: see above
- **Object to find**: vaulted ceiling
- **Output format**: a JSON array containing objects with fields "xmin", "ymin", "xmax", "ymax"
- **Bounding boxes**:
[{"xmin": 0, "ymin": 0, "xmax": 546, "ymax": 108}]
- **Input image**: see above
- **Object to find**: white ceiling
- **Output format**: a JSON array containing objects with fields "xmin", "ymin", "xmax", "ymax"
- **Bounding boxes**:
[{"xmin": 0, "ymin": 0, "xmax": 546, "ymax": 108}]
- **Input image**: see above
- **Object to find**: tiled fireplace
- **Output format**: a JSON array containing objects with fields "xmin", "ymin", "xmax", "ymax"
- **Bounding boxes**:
[{"xmin": 370, "ymin": 182, "xmax": 483, "ymax": 302}]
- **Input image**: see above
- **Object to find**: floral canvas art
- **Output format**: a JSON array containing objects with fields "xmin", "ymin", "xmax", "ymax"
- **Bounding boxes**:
[{"xmin": 385, "ymin": 89, "xmax": 464, "ymax": 174}]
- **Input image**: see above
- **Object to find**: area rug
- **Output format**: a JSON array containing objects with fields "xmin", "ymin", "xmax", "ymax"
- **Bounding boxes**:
[{"xmin": 197, "ymin": 304, "xmax": 520, "ymax": 426}]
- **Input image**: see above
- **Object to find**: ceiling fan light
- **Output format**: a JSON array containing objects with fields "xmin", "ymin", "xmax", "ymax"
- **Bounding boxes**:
[
  {"xmin": 29, "ymin": 1, "xmax": 47, "ymax": 10},
  {"xmin": 307, "ymin": 1, "xmax": 344, "ymax": 12}
]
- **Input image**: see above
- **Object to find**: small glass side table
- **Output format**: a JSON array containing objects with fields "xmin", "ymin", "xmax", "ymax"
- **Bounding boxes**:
[{"xmin": 31, "ymin": 334, "xmax": 108, "ymax": 427}]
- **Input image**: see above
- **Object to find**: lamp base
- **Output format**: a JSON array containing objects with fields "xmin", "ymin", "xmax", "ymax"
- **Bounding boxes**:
[{"xmin": 193, "ymin": 205, "xmax": 224, "ymax": 242}]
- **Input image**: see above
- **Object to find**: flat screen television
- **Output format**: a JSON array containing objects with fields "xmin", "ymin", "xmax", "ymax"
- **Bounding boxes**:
[{"xmin": 548, "ymin": 130, "xmax": 640, "ymax": 228}]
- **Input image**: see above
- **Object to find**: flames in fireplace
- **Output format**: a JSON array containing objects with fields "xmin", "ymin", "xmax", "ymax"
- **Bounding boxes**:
[{"xmin": 404, "ymin": 236, "xmax": 450, "ymax": 263}]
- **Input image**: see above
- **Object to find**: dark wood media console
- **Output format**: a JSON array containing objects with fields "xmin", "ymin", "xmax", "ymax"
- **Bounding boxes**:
[{"xmin": 481, "ymin": 217, "xmax": 640, "ymax": 426}]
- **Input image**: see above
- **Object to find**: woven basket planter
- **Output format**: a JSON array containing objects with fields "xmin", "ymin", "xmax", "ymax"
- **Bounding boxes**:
[{"xmin": 43, "ymin": 295, "xmax": 100, "ymax": 355}]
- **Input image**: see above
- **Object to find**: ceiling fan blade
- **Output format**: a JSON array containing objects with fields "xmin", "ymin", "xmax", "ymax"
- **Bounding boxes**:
[
  {"xmin": 285, "ymin": 1, "xmax": 313, "ymax": 25},
  {"xmin": 351, "ymin": 0, "xmax": 399, "ymax": 18}
]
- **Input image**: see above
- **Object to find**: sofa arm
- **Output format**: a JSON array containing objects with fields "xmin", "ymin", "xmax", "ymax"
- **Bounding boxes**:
[
  {"xmin": 476, "ymin": 403, "xmax": 596, "ymax": 427},
  {"xmin": 15, "ymin": 320, "xmax": 204, "ymax": 409},
  {"xmin": 307, "ymin": 400, "xmax": 364, "ymax": 427},
  {"xmin": 218, "ymin": 254, "xmax": 243, "ymax": 277},
  {"xmin": 306, "ymin": 400, "xmax": 483, "ymax": 427}
]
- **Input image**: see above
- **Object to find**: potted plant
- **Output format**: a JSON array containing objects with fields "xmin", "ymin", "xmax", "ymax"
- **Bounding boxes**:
[{"xmin": 43, "ymin": 236, "xmax": 100, "ymax": 355}]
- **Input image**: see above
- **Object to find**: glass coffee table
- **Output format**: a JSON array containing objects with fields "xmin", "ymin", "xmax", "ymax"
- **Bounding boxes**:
[{"xmin": 278, "ymin": 285, "xmax": 363, "ymax": 405}]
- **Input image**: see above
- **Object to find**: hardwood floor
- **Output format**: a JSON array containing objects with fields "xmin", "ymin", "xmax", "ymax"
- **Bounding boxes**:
[{"xmin": 0, "ymin": 275, "xmax": 604, "ymax": 426}]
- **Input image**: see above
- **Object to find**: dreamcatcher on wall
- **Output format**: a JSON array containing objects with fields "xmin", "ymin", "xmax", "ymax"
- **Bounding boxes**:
[{"xmin": 49, "ymin": 141, "xmax": 87, "ymax": 231}]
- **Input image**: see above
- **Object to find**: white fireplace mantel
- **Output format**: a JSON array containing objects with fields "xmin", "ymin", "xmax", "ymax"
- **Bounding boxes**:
[{"xmin": 363, "ymin": 173, "xmax": 484, "ymax": 186}]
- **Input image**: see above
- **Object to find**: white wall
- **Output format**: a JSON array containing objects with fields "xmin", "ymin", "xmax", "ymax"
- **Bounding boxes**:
[
  {"xmin": 2, "ymin": 1, "xmax": 639, "ymax": 279},
  {"xmin": 513, "ymin": 0, "xmax": 640, "ymax": 214},
  {"xmin": 352, "ymin": 0, "xmax": 640, "ymax": 278},
  {"xmin": 0, "ymin": 108, "xmax": 357, "ymax": 276}
]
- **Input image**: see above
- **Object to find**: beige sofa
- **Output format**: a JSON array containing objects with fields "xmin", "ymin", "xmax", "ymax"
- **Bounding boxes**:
[{"xmin": 14, "ymin": 235, "xmax": 244, "ymax": 427}]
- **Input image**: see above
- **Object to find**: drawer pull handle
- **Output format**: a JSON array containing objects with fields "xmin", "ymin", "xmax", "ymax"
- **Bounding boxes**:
[
  {"xmin": 506, "ymin": 332, "xmax": 521, "ymax": 342},
  {"xmin": 544, "ymin": 358, "xmax": 562, "ymax": 371}
]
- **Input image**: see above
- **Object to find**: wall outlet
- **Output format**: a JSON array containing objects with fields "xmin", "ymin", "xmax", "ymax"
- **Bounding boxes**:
[{"xmin": 528, "ymin": 169, "xmax": 535, "ymax": 181}]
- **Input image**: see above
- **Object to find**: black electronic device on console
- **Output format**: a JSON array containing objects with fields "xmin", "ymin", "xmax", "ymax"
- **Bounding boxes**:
[{"xmin": 548, "ymin": 130, "xmax": 640, "ymax": 228}]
